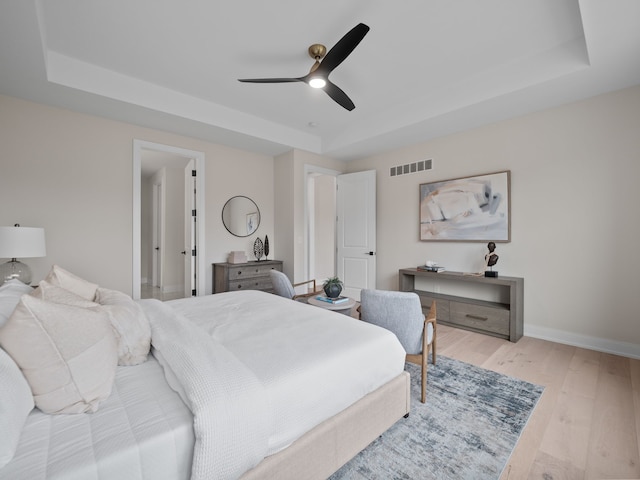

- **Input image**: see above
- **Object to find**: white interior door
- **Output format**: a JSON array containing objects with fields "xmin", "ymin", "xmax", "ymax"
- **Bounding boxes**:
[{"xmin": 336, "ymin": 170, "xmax": 376, "ymax": 301}]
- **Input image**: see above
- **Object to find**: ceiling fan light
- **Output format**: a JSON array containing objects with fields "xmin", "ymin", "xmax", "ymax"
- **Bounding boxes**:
[{"xmin": 308, "ymin": 77, "xmax": 326, "ymax": 89}]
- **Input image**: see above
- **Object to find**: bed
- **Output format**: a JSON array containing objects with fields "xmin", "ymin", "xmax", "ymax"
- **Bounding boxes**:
[{"xmin": 0, "ymin": 269, "xmax": 410, "ymax": 480}]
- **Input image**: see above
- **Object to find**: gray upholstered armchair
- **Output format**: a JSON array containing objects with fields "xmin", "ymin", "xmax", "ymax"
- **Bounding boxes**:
[
  {"xmin": 269, "ymin": 270, "xmax": 320, "ymax": 303},
  {"xmin": 359, "ymin": 289, "xmax": 436, "ymax": 403}
]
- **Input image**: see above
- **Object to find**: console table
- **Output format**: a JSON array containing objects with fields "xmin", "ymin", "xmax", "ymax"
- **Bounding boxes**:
[
  {"xmin": 399, "ymin": 268, "xmax": 523, "ymax": 342},
  {"xmin": 213, "ymin": 260, "xmax": 283, "ymax": 293}
]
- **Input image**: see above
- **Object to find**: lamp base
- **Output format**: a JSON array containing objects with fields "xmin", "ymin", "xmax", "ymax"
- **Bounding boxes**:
[{"xmin": 0, "ymin": 259, "xmax": 33, "ymax": 285}]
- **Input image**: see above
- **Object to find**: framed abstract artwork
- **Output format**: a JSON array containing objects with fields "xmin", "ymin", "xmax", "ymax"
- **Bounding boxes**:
[{"xmin": 419, "ymin": 171, "xmax": 511, "ymax": 242}]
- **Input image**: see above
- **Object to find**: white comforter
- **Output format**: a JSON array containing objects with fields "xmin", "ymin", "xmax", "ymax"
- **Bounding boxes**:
[
  {"xmin": 148, "ymin": 290, "xmax": 406, "ymax": 479},
  {"xmin": 2, "ymin": 290, "xmax": 405, "ymax": 480}
]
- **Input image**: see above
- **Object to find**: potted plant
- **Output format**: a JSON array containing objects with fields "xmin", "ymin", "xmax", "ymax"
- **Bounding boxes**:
[{"xmin": 323, "ymin": 276, "xmax": 343, "ymax": 298}]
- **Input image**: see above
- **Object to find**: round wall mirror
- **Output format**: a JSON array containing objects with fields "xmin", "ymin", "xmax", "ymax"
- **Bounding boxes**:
[{"xmin": 222, "ymin": 196, "xmax": 260, "ymax": 237}]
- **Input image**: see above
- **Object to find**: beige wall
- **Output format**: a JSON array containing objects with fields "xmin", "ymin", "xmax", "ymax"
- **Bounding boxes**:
[
  {"xmin": 0, "ymin": 94, "xmax": 274, "ymax": 295},
  {"xmin": 2, "ymin": 85, "xmax": 639, "ymax": 357},
  {"xmin": 274, "ymin": 150, "xmax": 295, "ymax": 280},
  {"xmin": 346, "ymin": 85, "xmax": 640, "ymax": 357}
]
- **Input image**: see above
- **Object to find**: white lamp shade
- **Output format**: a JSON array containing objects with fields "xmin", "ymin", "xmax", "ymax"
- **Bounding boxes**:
[{"xmin": 0, "ymin": 226, "xmax": 47, "ymax": 258}]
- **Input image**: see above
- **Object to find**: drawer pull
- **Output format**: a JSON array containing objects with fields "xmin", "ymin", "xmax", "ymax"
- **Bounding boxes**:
[{"xmin": 466, "ymin": 314, "xmax": 488, "ymax": 321}]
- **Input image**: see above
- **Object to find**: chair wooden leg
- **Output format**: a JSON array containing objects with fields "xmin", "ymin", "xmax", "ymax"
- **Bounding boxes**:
[
  {"xmin": 421, "ymin": 352, "xmax": 427, "ymax": 403},
  {"xmin": 432, "ymin": 339, "xmax": 436, "ymax": 366}
]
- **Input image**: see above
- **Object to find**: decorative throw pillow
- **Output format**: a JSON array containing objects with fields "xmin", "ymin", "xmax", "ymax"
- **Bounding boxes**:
[
  {"xmin": 0, "ymin": 346, "xmax": 34, "ymax": 467},
  {"xmin": 0, "ymin": 295, "xmax": 118, "ymax": 414},
  {"xmin": 0, "ymin": 279, "xmax": 33, "ymax": 328},
  {"xmin": 94, "ymin": 287, "xmax": 151, "ymax": 366},
  {"xmin": 30, "ymin": 280, "xmax": 99, "ymax": 308},
  {"xmin": 44, "ymin": 265, "xmax": 98, "ymax": 301}
]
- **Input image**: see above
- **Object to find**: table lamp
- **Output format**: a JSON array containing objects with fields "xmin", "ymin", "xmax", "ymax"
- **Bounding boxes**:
[{"xmin": 0, "ymin": 224, "xmax": 47, "ymax": 285}]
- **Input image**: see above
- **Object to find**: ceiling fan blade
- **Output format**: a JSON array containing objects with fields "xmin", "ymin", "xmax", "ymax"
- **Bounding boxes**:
[
  {"xmin": 315, "ymin": 23, "xmax": 370, "ymax": 76},
  {"xmin": 238, "ymin": 78, "xmax": 303, "ymax": 83},
  {"xmin": 323, "ymin": 80, "xmax": 356, "ymax": 111}
]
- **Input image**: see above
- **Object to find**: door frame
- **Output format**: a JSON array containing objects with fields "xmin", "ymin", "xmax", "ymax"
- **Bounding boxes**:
[
  {"xmin": 132, "ymin": 140, "xmax": 206, "ymax": 299},
  {"xmin": 184, "ymin": 159, "xmax": 197, "ymax": 298}
]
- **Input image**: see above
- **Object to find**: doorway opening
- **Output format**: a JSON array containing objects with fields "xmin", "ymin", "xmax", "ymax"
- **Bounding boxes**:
[
  {"xmin": 132, "ymin": 140, "xmax": 205, "ymax": 300},
  {"xmin": 304, "ymin": 165, "xmax": 339, "ymax": 285}
]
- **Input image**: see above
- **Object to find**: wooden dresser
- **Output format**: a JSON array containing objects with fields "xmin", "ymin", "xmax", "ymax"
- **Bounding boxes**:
[
  {"xmin": 399, "ymin": 268, "xmax": 524, "ymax": 342},
  {"xmin": 213, "ymin": 260, "xmax": 283, "ymax": 293}
]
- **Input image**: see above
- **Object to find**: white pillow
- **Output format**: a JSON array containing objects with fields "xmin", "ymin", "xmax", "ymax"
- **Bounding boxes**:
[
  {"xmin": 0, "ymin": 279, "xmax": 33, "ymax": 328},
  {"xmin": 30, "ymin": 280, "xmax": 99, "ymax": 308},
  {"xmin": 44, "ymin": 265, "xmax": 98, "ymax": 301},
  {"xmin": 0, "ymin": 295, "xmax": 118, "ymax": 414},
  {"xmin": 95, "ymin": 287, "xmax": 151, "ymax": 366},
  {"xmin": 0, "ymin": 346, "xmax": 34, "ymax": 467}
]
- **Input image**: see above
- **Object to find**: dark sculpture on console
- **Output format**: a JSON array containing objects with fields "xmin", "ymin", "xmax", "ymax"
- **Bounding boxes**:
[{"xmin": 484, "ymin": 241, "xmax": 499, "ymax": 277}]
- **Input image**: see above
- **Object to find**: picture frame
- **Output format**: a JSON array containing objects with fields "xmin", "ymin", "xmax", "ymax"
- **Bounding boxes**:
[{"xmin": 419, "ymin": 170, "xmax": 511, "ymax": 242}]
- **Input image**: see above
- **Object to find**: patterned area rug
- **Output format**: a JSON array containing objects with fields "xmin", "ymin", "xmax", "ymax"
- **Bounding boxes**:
[{"xmin": 330, "ymin": 356, "xmax": 544, "ymax": 480}]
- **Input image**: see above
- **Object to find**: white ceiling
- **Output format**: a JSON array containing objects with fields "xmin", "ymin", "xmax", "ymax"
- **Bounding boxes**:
[{"xmin": 1, "ymin": 0, "xmax": 639, "ymax": 161}]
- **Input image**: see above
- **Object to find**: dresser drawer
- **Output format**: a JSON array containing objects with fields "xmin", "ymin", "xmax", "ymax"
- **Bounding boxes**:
[
  {"xmin": 229, "ymin": 277, "xmax": 274, "ymax": 291},
  {"xmin": 449, "ymin": 301, "xmax": 509, "ymax": 336},
  {"xmin": 227, "ymin": 263, "xmax": 281, "ymax": 280}
]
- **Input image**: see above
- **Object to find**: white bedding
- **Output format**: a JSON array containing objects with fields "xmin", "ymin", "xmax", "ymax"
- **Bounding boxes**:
[
  {"xmin": 1, "ymin": 290, "xmax": 405, "ymax": 480},
  {"xmin": 0, "ymin": 357, "xmax": 194, "ymax": 480},
  {"xmin": 168, "ymin": 291, "xmax": 406, "ymax": 456}
]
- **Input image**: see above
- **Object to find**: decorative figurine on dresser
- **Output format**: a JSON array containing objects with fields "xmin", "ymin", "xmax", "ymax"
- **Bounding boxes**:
[
  {"xmin": 484, "ymin": 241, "xmax": 499, "ymax": 277},
  {"xmin": 253, "ymin": 237, "xmax": 264, "ymax": 261}
]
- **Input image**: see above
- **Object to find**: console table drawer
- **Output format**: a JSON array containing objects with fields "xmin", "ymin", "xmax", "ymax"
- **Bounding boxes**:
[
  {"xmin": 449, "ymin": 301, "xmax": 510, "ymax": 336},
  {"xmin": 417, "ymin": 293, "xmax": 450, "ymax": 322}
]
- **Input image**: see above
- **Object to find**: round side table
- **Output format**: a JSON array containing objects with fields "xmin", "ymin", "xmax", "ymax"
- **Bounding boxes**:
[{"xmin": 307, "ymin": 295, "xmax": 356, "ymax": 316}]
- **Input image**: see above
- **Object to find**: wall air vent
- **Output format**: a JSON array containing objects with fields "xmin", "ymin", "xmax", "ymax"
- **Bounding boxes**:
[{"xmin": 389, "ymin": 159, "xmax": 432, "ymax": 177}]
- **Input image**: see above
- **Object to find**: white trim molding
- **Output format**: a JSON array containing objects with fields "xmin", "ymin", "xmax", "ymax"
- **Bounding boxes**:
[{"xmin": 524, "ymin": 324, "xmax": 640, "ymax": 360}]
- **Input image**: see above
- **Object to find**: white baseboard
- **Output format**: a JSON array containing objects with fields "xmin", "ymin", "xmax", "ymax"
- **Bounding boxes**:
[{"xmin": 524, "ymin": 324, "xmax": 640, "ymax": 360}]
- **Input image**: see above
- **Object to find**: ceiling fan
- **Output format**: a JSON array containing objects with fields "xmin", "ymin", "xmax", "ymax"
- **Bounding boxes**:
[{"xmin": 238, "ymin": 23, "xmax": 370, "ymax": 111}]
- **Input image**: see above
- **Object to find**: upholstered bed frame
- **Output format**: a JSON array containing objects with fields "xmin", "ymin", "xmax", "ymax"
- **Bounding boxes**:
[{"xmin": 242, "ymin": 372, "xmax": 411, "ymax": 479}]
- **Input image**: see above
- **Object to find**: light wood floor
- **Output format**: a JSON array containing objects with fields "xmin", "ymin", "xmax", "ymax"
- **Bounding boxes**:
[{"xmin": 432, "ymin": 323, "xmax": 640, "ymax": 480}]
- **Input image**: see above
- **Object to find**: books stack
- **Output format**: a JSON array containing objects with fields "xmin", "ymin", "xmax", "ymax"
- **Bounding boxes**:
[
  {"xmin": 315, "ymin": 295, "xmax": 349, "ymax": 304},
  {"xmin": 417, "ymin": 265, "xmax": 445, "ymax": 273}
]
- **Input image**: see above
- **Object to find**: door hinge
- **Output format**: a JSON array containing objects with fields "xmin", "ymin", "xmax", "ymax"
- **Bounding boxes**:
[
  {"xmin": 192, "ymin": 247, "xmax": 197, "ymax": 257},
  {"xmin": 192, "ymin": 209, "xmax": 196, "ymax": 217},
  {"xmin": 192, "ymin": 170, "xmax": 196, "ymax": 177},
  {"xmin": 192, "ymin": 289, "xmax": 197, "ymax": 296}
]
